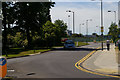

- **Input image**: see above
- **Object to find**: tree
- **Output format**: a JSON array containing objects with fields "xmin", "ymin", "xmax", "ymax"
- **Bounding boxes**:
[
  {"xmin": 54, "ymin": 20, "xmax": 67, "ymax": 35},
  {"xmin": 54, "ymin": 19, "xmax": 67, "ymax": 44},
  {"xmin": 43, "ymin": 21, "xmax": 57, "ymax": 47},
  {"xmin": 2, "ymin": 2, "xmax": 14, "ymax": 49},
  {"xmin": 2, "ymin": 2, "xmax": 55, "ymax": 48},
  {"xmin": 42, "ymin": 20, "xmax": 67, "ymax": 47},
  {"xmin": 118, "ymin": 20, "xmax": 120, "ymax": 35},
  {"xmin": 108, "ymin": 22, "xmax": 118, "ymax": 42},
  {"xmin": 15, "ymin": 2, "xmax": 55, "ymax": 48},
  {"xmin": 92, "ymin": 33, "xmax": 99, "ymax": 37}
]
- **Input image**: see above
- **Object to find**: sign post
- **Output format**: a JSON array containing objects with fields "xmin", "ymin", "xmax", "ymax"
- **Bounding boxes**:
[
  {"xmin": 101, "ymin": 26, "xmax": 104, "ymax": 50},
  {"xmin": 101, "ymin": 27, "xmax": 104, "ymax": 33}
]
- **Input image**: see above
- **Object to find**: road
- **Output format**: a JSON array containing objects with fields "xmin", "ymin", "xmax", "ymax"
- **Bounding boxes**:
[{"xmin": 7, "ymin": 42, "xmax": 111, "ymax": 78}]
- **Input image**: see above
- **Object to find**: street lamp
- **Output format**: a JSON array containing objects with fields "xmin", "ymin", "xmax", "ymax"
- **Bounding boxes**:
[
  {"xmin": 66, "ymin": 10, "xmax": 75, "ymax": 34},
  {"xmin": 91, "ymin": 0, "xmax": 104, "ymax": 50},
  {"xmin": 79, "ymin": 23, "xmax": 84, "ymax": 34},
  {"xmin": 86, "ymin": 19, "xmax": 92, "ymax": 44},
  {"xmin": 108, "ymin": 10, "xmax": 117, "ymax": 24},
  {"xmin": 96, "ymin": 26, "xmax": 100, "ymax": 35},
  {"xmin": 68, "ymin": 15, "xmax": 71, "ymax": 30}
]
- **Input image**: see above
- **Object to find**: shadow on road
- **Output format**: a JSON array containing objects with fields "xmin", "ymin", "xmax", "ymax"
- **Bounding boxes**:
[{"xmin": 52, "ymin": 47, "xmax": 103, "ymax": 51}]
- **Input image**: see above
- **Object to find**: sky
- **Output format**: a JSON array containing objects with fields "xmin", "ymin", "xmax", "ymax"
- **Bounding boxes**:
[
  {"xmin": 1, "ymin": 0, "xmax": 119, "ymax": 2},
  {"xmin": 50, "ymin": 1, "xmax": 119, "ymax": 35},
  {"xmin": 52, "ymin": 0, "xmax": 120, "ymax": 2}
]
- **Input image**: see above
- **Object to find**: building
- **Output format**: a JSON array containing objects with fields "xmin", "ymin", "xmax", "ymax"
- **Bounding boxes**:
[{"xmin": 118, "ymin": 1, "xmax": 120, "ymax": 28}]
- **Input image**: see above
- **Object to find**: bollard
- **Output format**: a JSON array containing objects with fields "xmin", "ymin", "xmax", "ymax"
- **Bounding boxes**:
[{"xmin": 0, "ymin": 56, "xmax": 7, "ymax": 78}]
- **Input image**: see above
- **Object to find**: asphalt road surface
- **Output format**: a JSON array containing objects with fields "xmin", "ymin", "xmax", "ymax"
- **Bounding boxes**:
[{"xmin": 7, "ymin": 42, "xmax": 111, "ymax": 78}]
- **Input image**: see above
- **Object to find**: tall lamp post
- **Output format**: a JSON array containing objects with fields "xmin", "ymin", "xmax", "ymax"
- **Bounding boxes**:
[
  {"xmin": 68, "ymin": 15, "xmax": 71, "ymax": 30},
  {"xmin": 79, "ymin": 23, "xmax": 84, "ymax": 34},
  {"xmin": 66, "ymin": 10, "xmax": 75, "ymax": 34},
  {"xmin": 96, "ymin": 26, "xmax": 100, "ymax": 35},
  {"xmin": 101, "ymin": 0, "xmax": 104, "ymax": 51},
  {"xmin": 91, "ymin": 0, "xmax": 104, "ymax": 50},
  {"xmin": 86, "ymin": 19, "xmax": 92, "ymax": 44},
  {"xmin": 108, "ymin": 10, "xmax": 117, "ymax": 24}
]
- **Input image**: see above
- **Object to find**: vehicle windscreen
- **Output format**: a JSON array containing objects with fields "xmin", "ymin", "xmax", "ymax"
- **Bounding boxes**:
[{"xmin": 65, "ymin": 41, "xmax": 74, "ymax": 44}]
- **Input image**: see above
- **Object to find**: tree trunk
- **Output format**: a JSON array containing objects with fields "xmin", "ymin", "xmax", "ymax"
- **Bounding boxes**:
[
  {"xmin": 26, "ymin": 26, "xmax": 32, "ymax": 49},
  {"xmin": 2, "ymin": 7, "xmax": 7, "ymax": 49}
]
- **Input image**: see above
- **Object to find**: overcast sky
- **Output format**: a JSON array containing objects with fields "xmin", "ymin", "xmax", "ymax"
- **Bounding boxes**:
[
  {"xmin": 50, "ymin": 1, "xmax": 118, "ymax": 35},
  {"xmin": 52, "ymin": 0, "xmax": 120, "ymax": 2}
]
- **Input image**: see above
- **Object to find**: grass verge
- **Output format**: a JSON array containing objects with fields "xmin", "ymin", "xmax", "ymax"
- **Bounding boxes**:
[
  {"xmin": 2, "ymin": 48, "xmax": 51, "ymax": 58},
  {"xmin": 2, "ymin": 42, "xmax": 88, "ymax": 58},
  {"xmin": 75, "ymin": 42, "xmax": 89, "ymax": 47}
]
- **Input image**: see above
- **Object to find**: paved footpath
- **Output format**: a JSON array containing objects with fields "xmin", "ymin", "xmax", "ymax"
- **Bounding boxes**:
[{"xmin": 82, "ymin": 43, "xmax": 119, "ymax": 75}]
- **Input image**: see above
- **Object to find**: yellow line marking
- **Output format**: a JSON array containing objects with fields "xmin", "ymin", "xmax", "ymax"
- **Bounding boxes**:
[{"xmin": 75, "ymin": 47, "xmax": 120, "ymax": 78}]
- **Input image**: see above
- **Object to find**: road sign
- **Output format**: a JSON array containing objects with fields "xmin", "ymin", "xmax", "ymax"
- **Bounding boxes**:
[
  {"xmin": 101, "ymin": 27, "xmax": 104, "ymax": 32},
  {"xmin": 0, "ymin": 57, "xmax": 7, "ymax": 78}
]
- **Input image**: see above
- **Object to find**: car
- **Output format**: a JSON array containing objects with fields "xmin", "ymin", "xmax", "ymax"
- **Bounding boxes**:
[{"xmin": 64, "ymin": 40, "xmax": 75, "ymax": 49}]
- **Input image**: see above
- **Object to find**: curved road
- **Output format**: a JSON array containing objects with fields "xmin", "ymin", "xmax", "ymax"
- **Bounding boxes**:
[{"xmin": 7, "ymin": 42, "xmax": 111, "ymax": 78}]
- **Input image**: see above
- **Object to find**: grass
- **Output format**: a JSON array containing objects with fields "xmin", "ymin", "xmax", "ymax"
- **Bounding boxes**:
[
  {"xmin": 97, "ymin": 40, "xmax": 107, "ymax": 43},
  {"xmin": 2, "ymin": 42, "xmax": 88, "ymax": 58},
  {"xmin": 75, "ymin": 42, "xmax": 89, "ymax": 47},
  {"xmin": 2, "ymin": 48, "xmax": 51, "ymax": 58},
  {"xmin": 52, "ymin": 45, "xmax": 63, "ymax": 48}
]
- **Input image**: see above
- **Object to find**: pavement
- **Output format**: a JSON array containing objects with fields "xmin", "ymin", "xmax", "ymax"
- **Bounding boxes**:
[{"xmin": 82, "ymin": 43, "xmax": 120, "ymax": 75}]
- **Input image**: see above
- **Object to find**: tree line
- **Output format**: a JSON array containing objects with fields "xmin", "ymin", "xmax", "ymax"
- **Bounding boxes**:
[
  {"xmin": 108, "ymin": 22, "xmax": 120, "ymax": 42},
  {"xmin": 2, "ymin": 2, "xmax": 67, "ymax": 49}
]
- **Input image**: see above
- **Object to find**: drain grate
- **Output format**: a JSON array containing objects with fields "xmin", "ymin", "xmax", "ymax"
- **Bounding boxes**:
[{"xmin": 27, "ymin": 72, "xmax": 35, "ymax": 75}]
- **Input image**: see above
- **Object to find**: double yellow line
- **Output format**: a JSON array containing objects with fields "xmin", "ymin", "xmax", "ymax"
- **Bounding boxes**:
[{"xmin": 75, "ymin": 47, "xmax": 120, "ymax": 78}]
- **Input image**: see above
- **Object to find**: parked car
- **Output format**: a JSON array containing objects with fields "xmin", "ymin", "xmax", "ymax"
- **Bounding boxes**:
[{"xmin": 64, "ymin": 40, "xmax": 75, "ymax": 49}]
